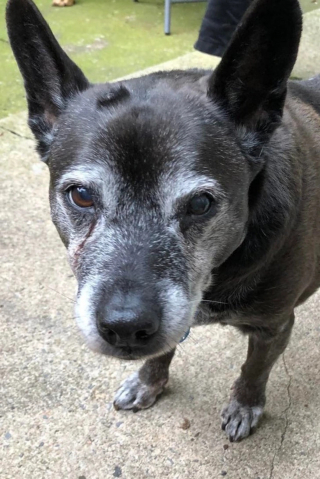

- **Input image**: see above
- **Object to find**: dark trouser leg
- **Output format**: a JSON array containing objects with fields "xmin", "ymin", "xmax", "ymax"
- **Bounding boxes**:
[{"xmin": 194, "ymin": 0, "xmax": 252, "ymax": 57}]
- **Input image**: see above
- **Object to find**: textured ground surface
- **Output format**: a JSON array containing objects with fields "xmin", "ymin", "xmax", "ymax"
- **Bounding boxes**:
[{"xmin": 1, "ymin": 6, "xmax": 320, "ymax": 479}]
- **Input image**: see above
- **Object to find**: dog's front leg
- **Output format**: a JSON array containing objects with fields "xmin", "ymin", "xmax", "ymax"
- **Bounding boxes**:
[
  {"xmin": 222, "ymin": 313, "xmax": 294, "ymax": 442},
  {"xmin": 113, "ymin": 350, "xmax": 175, "ymax": 412}
]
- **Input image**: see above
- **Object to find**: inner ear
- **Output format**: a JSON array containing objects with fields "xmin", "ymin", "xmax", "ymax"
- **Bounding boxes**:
[
  {"xmin": 6, "ymin": 0, "xmax": 89, "ymax": 162},
  {"xmin": 207, "ymin": 0, "xmax": 302, "ymax": 136}
]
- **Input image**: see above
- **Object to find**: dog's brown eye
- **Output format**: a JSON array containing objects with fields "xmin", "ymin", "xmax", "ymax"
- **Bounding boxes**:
[
  {"xmin": 187, "ymin": 194, "xmax": 213, "ymax": 216},
  {"xmin": 69, "ymin": 186, "xmax": 94, "ymax": 208}
]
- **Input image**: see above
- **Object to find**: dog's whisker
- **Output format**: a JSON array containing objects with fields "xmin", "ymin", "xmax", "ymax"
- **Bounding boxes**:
[
  {"xmin": 200, "ymin": 299, "xmax": 227, "ymax": 305},
  {"xmin": 47, "ymin": 286, "xmax": 76, "ymax": 304},
  {"xmin": 188, "ymin": 331, "xmax": 199, "ymax": 345},
  {"xmin": 187, "ymin": 299, "xmax": 228, "ymax": 305}
]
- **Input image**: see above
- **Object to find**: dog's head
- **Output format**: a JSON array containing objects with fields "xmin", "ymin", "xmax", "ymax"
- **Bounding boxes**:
[{"xmin": 6, "ymin": 0, "xmax": 302, "ymax": 359}]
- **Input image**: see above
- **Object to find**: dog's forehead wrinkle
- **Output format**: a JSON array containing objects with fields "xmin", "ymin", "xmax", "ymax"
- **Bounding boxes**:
[
  {"xmin": 95, "ymin": 83, "xmax": 130, "ymax": 109},
  {"xmin": 91, "ymin": 82, "xmax": 224, "ymax": 143},
  {"xmin": 57, "ymin": 164, "xmax": 108, "ymax": 186}
]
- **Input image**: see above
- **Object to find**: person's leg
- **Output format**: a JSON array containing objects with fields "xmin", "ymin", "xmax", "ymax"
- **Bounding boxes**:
[{"xmin": 195, "ymin": 0, "xmax": 251, "ymax": 57}]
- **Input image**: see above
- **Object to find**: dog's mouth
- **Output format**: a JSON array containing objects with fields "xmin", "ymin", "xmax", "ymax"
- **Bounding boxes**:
[
  {"xmin": 100, "ymin": 327, "xmax": 192, "ymax": 360},
  {"xmin": 105, "ymin": 344, "xmax": 162, "ymax": 361},
  {"xmin": 113, "ymin": 346, "xmax": 143, "ymax": 360}
]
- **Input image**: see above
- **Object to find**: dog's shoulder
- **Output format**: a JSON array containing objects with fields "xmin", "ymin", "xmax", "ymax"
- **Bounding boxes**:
[{"xmin": 288, "ymin": 76, "xmax": 320, "ymax": 115}]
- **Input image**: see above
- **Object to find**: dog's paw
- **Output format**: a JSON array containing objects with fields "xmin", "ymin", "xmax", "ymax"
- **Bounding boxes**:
[
  {"xmin": 221, "ymin": 399, "xmax": 263, "ymax": 442},
  {"xmin": 113, "ymin": 371, "xmax": 167, "ymax": 412}
]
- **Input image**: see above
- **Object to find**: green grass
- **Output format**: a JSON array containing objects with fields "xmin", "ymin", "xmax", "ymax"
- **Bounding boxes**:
[
  {"xmin": 0, "ymin": 0, "xmax": 319, "ymax": 119},
  {"xmin": 0, "ymin": 0, "xmax": 206, "ymax": 118},
  {"xmin": 300, "ymin": 0, "xmax": 320, "ymax": 13}
]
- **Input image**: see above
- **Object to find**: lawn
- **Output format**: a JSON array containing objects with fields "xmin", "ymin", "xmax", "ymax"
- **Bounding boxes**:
[
  {"xmin": 0, "ymin": 0, "xmax": 318, "ymax": 119},
  {"xmin": 0, "ymin": 0, "xmax": 206, "ymax": 118}
]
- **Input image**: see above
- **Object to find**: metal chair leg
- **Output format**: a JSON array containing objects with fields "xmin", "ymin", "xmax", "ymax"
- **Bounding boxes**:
[{"xmin": 164, "ymin": 0, "xmax": 171, "ymax": 35}]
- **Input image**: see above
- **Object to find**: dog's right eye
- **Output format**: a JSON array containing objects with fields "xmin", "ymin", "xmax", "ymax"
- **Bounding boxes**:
[{"xmin": 68, "ymin": 186, "xmax": 94, "ymax": 209}]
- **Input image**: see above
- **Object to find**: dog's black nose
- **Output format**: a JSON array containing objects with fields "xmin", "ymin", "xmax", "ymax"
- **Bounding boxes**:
[{"xmin": 96, "ymin": 291, "xmax": 160, "ymax": 348}]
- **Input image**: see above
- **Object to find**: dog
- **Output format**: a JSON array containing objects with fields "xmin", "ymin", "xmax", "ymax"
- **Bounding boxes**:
[{"xmin": 6, "ymin": 0, "xmax": 320, "ymax": 442}]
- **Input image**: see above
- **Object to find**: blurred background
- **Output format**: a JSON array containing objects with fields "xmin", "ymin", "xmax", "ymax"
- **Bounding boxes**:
[{"xmin": 0, "ymin": 0, "xmax": 319, "ymax": 120}]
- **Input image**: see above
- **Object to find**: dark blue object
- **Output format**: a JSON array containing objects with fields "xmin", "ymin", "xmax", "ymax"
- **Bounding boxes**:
[
  {"xmin": 195, "ymin": 0, "xmax": 251, "ymax": 57},
  {"xmin": 180, "ymin": 328, "xmax": 190, "ymax": 343}
]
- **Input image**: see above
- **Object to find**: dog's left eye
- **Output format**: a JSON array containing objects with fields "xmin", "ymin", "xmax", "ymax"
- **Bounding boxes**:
[
  {"xmin": 187, "ymin": 193, "xmax": 213, "ymax": 216},
  {"xmin": 68, "ymin": 186, "xmax": 94, "ymax": 209}
]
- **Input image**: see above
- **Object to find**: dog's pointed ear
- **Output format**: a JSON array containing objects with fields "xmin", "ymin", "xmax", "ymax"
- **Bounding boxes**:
[
  {"xmin": 207, "ymin": 0, "xmax": 302, "ymax": 139},
  {"xmin": 6, "ymin": 0, "xmax": 89, "ymax": 161}
]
